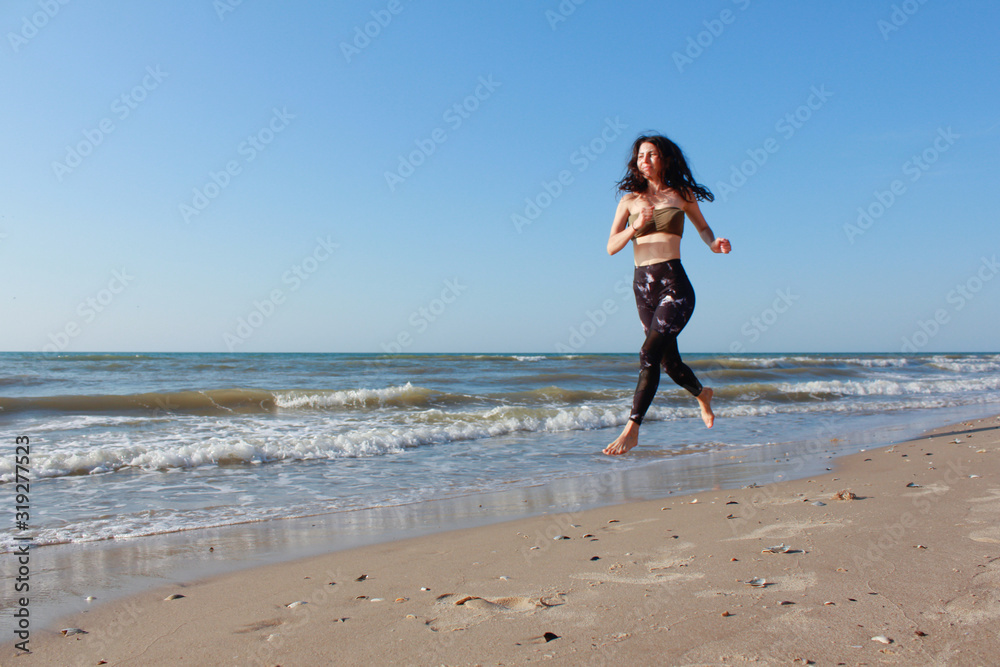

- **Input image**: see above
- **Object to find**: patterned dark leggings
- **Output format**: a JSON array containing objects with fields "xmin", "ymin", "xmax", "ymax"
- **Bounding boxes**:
[{"xmin": 629, "ymin": 259, "xmax": 703, "ymax": 424}]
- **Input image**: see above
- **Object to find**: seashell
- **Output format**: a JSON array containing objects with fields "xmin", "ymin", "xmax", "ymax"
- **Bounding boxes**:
[
  {"xmin": 812, "ymin": 501, "xmax": 826, "ymax": 506},
  {"xmin": 871, "ymin": 635, "xmax": 892, "ymax": 644},
  {"xmin": 726, "ymin": 514, "xmax": 735, "ymax": 519},
  {"xmin": 906, "ymin": 482, "xmax": 921, "ymax": 487},
  {"xmin": 745, "ymin": 577, "xmax": 769, "ymax": 587},
  {"xmin": 607, "ymin": 519, "xmax": 619, "ymax": 523},
  {"xmin": 779, "ymin": 600, "xmax": 795, "ymax": 605},
  {"xmin": 834, "ymin": 489, "xmax": 856, "ymax": 501},
  {"xmin": 530, "ymin": 546, "xmax": 539, "ymax": 550},
  {"xmin": 405, "ymin": 614, "xmax": 416, "ymax": 619},
  {"xmin": 370, "ymin": 598, "xmax": 384, "ymax": 602},
  {"xmin": 286, "ymin": 601, "xmax": 308, "ymax": 608},
  {"xmin": 582, "ymin": 533, "xmax": 594, "ymax": 538},
  {"xmin": 61, "ymin": 628, "xmax": 87, "ymax": 636},
  {"xmin": 355, "ymin": 574, "xmax": 368, "ymax": 581},
  {"xmin": 726, "ymin": 501, "xmax": 738, "ymax": 505},
  {"xmin": 762, "ymin": 544, "xmax": 793, "ymax": 554},
  {"xmin": 590, "ymin": 556, "xmax": 600, "ymax": 561},
  {"xmin": 554, "ymin": 535, "xmax": 570, "ymax": 540},
  {"xmin": 951, "ymin": 439, "xmax": 962, "ymax": 444},
  {"xmin": 915, "ymin": 630, "xmax": 927, "ymax": 637},
  {"xmin": 721, "ymin": 611, "xmax": 732, "ymax": 617},
  {"xmin": 970, "ymin": 474, "xmax": 981, "ymax": 478},
  {"xmin": 395, "ymin": 597, "xmax": 407, "ymax": 603},
  {"xmin": 690, "ymin": 499, "xmax": 699, "ymax": 504},
  {"xmin": 85, "ymin": 596, "xmax": 96, "ymax": 602},
  {"xmin": 420, "ymin": 587, "xmax": 430, "ymax": 591},
  {"xmin": 164, "ymin": 594, "xmax": 185, "ymax": 601},
  {"xmin": 355, "ymin": 595, "xmax": 368, "ymax": 600},
  {"xmin": 454, "ymin": 596, "xmax": 478, "ymax": 605},
  {"xmin": 499, "ymin": 575, "xmax": 510, "ymax": 580},
  {"xmin": 823, "ymin": 601, "xmax": 835, "ymax": 605}
]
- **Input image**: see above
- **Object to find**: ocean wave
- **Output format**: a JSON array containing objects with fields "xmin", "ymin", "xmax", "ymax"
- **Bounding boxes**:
[
  {"xmin": 927, "ymin": 360, "xmax": 1000, "ymax": 373},
  {"xmin": 0, "ymin": 389, "xmax": 277, "ymax": 416},
  {"xmin": 0, "ymin": 401, "xmax": 641, "ymax": 482},
  {"xmin": 777, "ymin": 376, "xmax": 1000, "ymax": 397},
  {"xmin": 275, "ymin": 383, "xmax": 448, "ymax": 409}
]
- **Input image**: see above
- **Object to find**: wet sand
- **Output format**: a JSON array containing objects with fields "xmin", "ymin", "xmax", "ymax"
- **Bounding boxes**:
[{"xmin": 6, "ymin": 415, "xmax": 999, "ymax": 666}]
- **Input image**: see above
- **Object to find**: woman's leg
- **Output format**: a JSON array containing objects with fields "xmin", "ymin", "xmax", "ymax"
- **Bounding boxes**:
[{"xmin": 605, "ymin": 261, "xmax": 713, "ymax": 455}]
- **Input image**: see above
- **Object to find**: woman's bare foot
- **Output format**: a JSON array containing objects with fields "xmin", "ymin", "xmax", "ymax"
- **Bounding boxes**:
[
  {"xmin": 604, "ymin": 420, "xmax": 640, "ymax": 455},
  {"xmin": 697, "ymin": 387, "xmax": 715, "ymax": 428}
]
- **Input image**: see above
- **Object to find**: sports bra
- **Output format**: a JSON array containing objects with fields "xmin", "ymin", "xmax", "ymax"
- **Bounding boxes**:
[{"xmin": 628, "ymin": 206, "xmax": 685, "ymax": 238}]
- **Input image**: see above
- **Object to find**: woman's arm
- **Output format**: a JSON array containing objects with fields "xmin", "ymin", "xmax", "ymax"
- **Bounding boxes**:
[
  {"xmin": 683, "ymin": 197, "xmax": 731, "ymax": 254},
  {"xmin": 607, "ymin": 197, "xmax": 648, "ymax": 256}
]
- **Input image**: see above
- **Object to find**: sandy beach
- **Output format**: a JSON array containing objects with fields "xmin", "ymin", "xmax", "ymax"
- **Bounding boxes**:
[{"xmin": 7, "ymin": 414, "xmax": 999, "ymax": 666}]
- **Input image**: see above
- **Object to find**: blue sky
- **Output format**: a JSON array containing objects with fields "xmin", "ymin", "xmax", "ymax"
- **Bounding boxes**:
[{"xmin": 2, "ymin": 0, "xmax": 998, "ymax": 354}]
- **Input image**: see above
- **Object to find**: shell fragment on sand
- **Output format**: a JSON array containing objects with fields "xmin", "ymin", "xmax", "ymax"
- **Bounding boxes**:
[
  {"xmin": 745, "ymin": 577, "xmax": 770, "ymax": 587},
  {"xmin": 871, "ymin": 635, "xmax": 893, "ymax": 644},
  {"xmin": 834, "ymin": 489, "xmax": 857, "ymax": 500},
  {"xmin": 164, "ymin": 594, "xmax": 185, "ymax": 601},
  {"xmin": 60, "ymin": 628, "xmax": 87, "ymax": 636},
  {"xmin": 762, "ymin": 544, "xmax": 794, "ymax": 554}
]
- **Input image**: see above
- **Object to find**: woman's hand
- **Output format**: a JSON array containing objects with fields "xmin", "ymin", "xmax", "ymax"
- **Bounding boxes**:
[
  {"xmin": 711, "ymin": 237, "xmax": 731, "ymax": 254},
  {"xmin": 634, "ymin": 206, "xmax": 654, "ymax": 232}
]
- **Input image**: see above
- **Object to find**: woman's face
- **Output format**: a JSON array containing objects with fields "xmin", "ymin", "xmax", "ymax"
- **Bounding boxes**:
[{"xmin": 637, "ymin": 142, "xmax": 662, "ymax": 180}]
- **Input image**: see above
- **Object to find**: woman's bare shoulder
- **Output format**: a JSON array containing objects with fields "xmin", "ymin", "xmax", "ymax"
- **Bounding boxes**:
[{"xmin": 619, "ymin": 192, "xmax": 642, "ymax": 210}]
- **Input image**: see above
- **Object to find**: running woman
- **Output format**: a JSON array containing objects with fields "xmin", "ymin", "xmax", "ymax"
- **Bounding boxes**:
[{"xmin": 604, "ymin": 134, "xmax": 731, "ymax": 456}]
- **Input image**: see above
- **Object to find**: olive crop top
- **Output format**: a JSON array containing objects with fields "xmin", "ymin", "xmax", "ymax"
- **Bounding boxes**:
[{"xmin": 628, "ymin": 206, "xmax": 685, "ymax": 238}]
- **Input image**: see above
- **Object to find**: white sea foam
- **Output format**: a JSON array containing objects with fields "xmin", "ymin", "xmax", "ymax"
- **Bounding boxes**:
[
  {"xmin": 778, "ymin": 376, "xmax": 1000, "ymax": 397},
  {"xmin": 275, "ymin": 383, "xmax": 431, "ymax": 409}
]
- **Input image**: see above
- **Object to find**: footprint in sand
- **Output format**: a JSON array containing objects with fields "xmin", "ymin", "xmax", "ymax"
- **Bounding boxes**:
[
  {"xmin": 966, "ymin": 488, "xmax": 1000, "ymax": 543},
  {"xmin": 724, "ymin": 519, "xmax": 844, "ymax": 542},
  {"xmin": 233, "ymin": 618, "xmax": 283, "ymax": 635},
  {"xmin": 426, "ymin": 593, "xmax": 565, "ymax": 632},
  {"xmin": 944, "ymin": 559, "xmax": 1000, "ymax": 623}
]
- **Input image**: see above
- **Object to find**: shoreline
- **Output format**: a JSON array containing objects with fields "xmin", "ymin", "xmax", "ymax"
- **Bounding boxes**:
[{"xmin": 6, "ymin": 411, "xmax": 1000, "ymax": 665}]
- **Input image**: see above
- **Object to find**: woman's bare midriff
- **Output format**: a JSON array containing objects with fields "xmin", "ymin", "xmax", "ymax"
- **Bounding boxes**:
[{"xmin": 632, "ymin": 232, "xmax": 681, "ymax": 266}]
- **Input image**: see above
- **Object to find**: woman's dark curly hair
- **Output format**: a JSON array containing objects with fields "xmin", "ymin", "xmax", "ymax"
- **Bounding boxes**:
[{"xmin": 616, "ymin": 134, "xmax": 714, "ymax": 202}]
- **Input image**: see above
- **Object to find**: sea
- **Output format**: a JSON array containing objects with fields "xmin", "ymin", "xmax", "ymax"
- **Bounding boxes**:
[
  {"xmin": 4, "ymin": 350, "xmax": 1000, "ymax": 550},
  {"xmin": 2, "ymin": 352, "xmax": 999, "ymax": 626}
]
